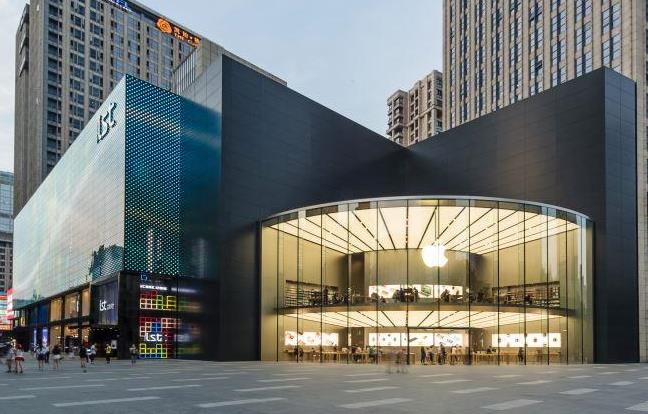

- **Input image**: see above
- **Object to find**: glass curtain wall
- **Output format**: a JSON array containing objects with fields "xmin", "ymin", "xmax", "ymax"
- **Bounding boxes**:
[{"xmin": 261, "ymin": 198, "xmax": 593, "ymax": 365}]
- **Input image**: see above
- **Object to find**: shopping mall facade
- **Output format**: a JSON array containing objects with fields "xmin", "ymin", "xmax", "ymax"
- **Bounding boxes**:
[{"xmin": 11, "ymin": 60, "xmax": 639, "ymax": 364}]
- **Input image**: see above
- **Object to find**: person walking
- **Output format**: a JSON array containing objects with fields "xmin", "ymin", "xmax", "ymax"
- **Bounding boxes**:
[
  {"xmin": 79, "ymin": 345, "xmax": 87, "ymax": 372},
  {"xmin": 129, "ymin": 344, "xmax": 138, "ymax": 365},
  {"xmin": 450, "ymin": 345, "xmax": 457, "ymax": 365},
  {"xmin": 37, "ymin": 344, "xmax": 46, "ymax": 370},
  {"xmin": 51, "ymin": 344, "xmax": 62, "ymax": 370},
  {"xmin": 14, "ymin": 345, "xmax": 24, "ymax": 374},
  {"xmin": 420, "ymin": 346, "xmax": 426, "ymax": 365},
  {"xmin": 89, "ymin": 343, "xmax": 97, "ymax": 364},
  {"xmin": 5, "ymin": 344, "xmax": 14, "ymax": 373},
  {"xmin": 44, "ymin": 344, "xmax": 50, "ymax": 364},
  {"xmin": 105, "ymin": 343, "xmax": 112, "ymax": 364}
]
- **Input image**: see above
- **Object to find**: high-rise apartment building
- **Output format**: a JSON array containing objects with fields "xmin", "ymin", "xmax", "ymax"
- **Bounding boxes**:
[
  {"xmin": 14, "ymin": 0, "xmax": 202, "ymax": 214},
  {"xmin": 443, "ymin": 0, "xmax": 647, "ymax": 361},
  {"xmin": 387, "ymin": 70, "xmax": 443, "ymax": 146},
  {"xmin": 0, "ymin": 172, "xmax": 14, "ymax": 293}
]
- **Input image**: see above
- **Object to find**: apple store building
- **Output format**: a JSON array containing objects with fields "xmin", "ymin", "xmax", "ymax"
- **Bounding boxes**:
[{"xmin": 261, "ymin": 197, "xmax": 594, "ymax": 365}]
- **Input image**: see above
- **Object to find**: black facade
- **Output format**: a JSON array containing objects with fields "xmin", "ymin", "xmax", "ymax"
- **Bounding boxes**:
[{"xmin": 214, "ymin": 60, "xmax": 636, "ymax": 363}]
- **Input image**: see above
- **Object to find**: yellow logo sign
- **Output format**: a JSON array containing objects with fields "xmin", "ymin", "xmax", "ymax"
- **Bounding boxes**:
[
  {"xmin": 156, "ymin": 17, "xmax": 200, "ymax": 47},
  {"xmin": 156, "ymin": 18, "xmax": 172, "ymax": 34}
]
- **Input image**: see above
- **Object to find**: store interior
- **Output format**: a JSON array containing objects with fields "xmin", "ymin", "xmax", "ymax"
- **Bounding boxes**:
[{"xmin": 261, "ymin": 198, "xmax": 594, "ymax": 365}]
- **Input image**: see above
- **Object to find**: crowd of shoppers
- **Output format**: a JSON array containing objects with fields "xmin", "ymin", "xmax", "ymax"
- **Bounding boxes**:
[{"xmin": 0, "ymin": 341, "xmax": 140, "ymax": 373}]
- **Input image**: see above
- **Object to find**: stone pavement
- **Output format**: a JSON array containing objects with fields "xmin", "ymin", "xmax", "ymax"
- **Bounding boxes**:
[{"xmin": 0, "ymin": 357, "xmax": 647, "ymax": 413}]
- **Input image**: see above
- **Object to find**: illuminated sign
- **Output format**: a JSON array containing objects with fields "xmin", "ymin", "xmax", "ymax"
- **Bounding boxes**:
[
  {"xmin": 493, "ymin": 333, "xmax": 562, "ymax": 348},
  {"xmin": 99, "ymin": 300, "xmax": 115, "ymax": 312},
  {"xmin": 97, "ymin": 102, "xmax": 118, "ymax": 143},
  {"xmin": 6, "ymin": 289, "xmax": 13, "ymax": 320},
  {"xmin": 368, "ymin": 332, "xmax": 464, "ymax": 347},
  {"xmin": 144, "ymin": 332, "xmax": 163, "ymax": 342},
  {"xmin": 156, "ymin": 18, "xmax": 201, "ymax": 47},
  {"xmin": 106, "ymin": 0, "xmax": 131, "ymax": 11},
  {"xmin": 93, "ymin": 281, "xmax": 118, "ymax": 325},
  {"xmin": 140, "ymin": 291, "xmax": 177, "ymax": 311},
  {"xmin": 284, "ymin": 331, "xmax": 339, "ymax": 347},
  {"xmin": 139, "ymin": 317, "xmax": 176, "ymax": 358}
]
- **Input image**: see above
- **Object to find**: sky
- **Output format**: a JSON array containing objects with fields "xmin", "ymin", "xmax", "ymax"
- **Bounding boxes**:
[{"xmin": 0, "ymin": 0, "xmax": 443, "ymax": 173}]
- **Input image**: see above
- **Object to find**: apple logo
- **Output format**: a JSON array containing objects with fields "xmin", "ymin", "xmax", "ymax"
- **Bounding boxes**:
[{"xmin": 421, "ymin": 243, "xmax": 448, "ymax": 268}]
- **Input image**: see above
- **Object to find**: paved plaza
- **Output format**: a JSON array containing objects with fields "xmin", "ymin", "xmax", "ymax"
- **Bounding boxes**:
[{"xmin": 0, "ymin": 358, "xmax": 646, "ymax": 413}]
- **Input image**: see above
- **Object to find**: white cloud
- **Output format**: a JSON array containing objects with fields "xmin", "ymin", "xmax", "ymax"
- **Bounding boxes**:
[{"xmin": 0, "ymin": 0, "xmax": 25, "ymax": 173}]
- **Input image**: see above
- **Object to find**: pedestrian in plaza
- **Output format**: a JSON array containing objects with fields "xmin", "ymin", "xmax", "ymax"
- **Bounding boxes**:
[
  {"xmin": 44, "ymin": 344, "xmax": 50, "ymax": 364},
  {"xmin": 420, "ymin": 346, "xmax": 426, "ymax": 365},
  {"xmin": 517, "ymin": 347, "xmax": 525, "ymax": 364},
  {"xmin": 129, "ymin": 344, "xmax": 138, "ymax": 365},
  {"xmin": 51, "ymin": 343, "xmax": 62, "ymax": 370},
  {"xmin": 5, "ymin": 344, "xmax": 14, "ymax": 373},
  {"xmin": 105, "ymin": 343, "xmax": 112, "ymax": 364},
  {"xmin": 450, "ymin": 345, "xmax": 458, "ymax": 365},
  {"xmin": 79, "ymin": 344, "xmax": 87, "ymax": 372},
  {"xmin": 14, "ymin": 344, "xmax": 24, "ymax": 374},
  {"xmin": 37, "ymin": 344, "xmax": 46, "ymax": 370},
  {"xmin": 439, "ymin": 343, "xmax": 447, "ymax": 365},
  {"xmin": 89, "ymin": 343, "xmax": 97, "ymax": 364}
]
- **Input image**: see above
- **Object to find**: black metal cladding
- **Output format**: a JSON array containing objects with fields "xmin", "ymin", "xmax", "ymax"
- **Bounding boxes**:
[{"xmin": 215, "ymin": 58, "xmax": 636, "ymax": 363}]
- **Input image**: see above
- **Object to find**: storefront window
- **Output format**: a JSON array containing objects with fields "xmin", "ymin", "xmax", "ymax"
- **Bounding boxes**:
[
  {"xmin": 50, "ymin": 298, "xmax": 62, "ymax": 322},
  {"xmin": 64, "ymin": 325, "xmax": 79, "ymax": 354},
  {"xmin": 261, "ymin": 197, "xmax": 594, "ymax": 365},
  {"xmin": 82, "ymin": 289, "xmax": 90, "ymax": 316},
  {"xmin": 50, "ymin": 324, "xmax": 62, "ymax": 348},
  {"xmin": 64, "ymin": 293, "xmax": 80, "ymax": 319}
]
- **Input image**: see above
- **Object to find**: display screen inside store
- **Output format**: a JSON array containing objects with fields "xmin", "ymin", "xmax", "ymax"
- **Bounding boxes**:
[
  {"xmin": 368, "ymin": 284, "xmax": 463, "ymax": 300},
  {"xmin": 369, "ymin": 332, "xmax": 464, "ymax": 347},
  {"xmin": 284, "ymin": 331, "xmax": 339, "ymax": 347},
  {"xmin": 493, "ymin": 333, "xmax": 562, "ymax": 348}
]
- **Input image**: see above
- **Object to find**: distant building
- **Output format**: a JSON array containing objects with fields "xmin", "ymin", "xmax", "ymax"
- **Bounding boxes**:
[
  {"xmin": 387, "ymin": 70, "xmax": 443, "ymax": 146},
  {"xmin": 0, "ymin": 172, "xmax": 13, "ymax": 294},
  {"xmin": 13, "ymin": 0, "xmax": 202, "ymax": 214}
]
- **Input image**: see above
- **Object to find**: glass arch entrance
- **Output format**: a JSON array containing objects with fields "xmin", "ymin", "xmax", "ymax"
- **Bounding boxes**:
[{"xmin": 261, "ymin": 197, "xmax": 593, "ymax": 365}]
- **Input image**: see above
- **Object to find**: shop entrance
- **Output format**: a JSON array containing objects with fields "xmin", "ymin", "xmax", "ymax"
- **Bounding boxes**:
[
  {"xmin": 89, "ymin": 326, "xmax": 119, "ymax": 357},
  {"xmin": 405, "ymin": 327, "xmax": 469, "ymax": 365}
]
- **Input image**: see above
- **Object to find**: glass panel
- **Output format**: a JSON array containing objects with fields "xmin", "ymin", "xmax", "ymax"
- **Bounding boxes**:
[
  {"xmin": 547, "ymin": 208, "xmax": 567, "ymax": 364},
  {"xmin": 64, "ymin": 292, "xmax": 80, "ymax": 319},
  {"xmin": 376, "ymin": 200, "xmax": 408, "ymax": 364},
  {"xmin": 438, "ymin": 199, "xmax": 469, "ymax": 365},
  {"xmin": 407, "ymin": 199, "xmax": 439, "ymax": 365},
  {"xmin": 50, "ymin": 324, "xmax": 62, "ymax": 350},
  {"xmin": 81, "ymin": 289, "xmax": 91, "ymax": 316},
  {"xmin": 50, "ymin": 298, "xmax": 62, "ymax": 322},
  {"xmin": 298, "ymin": 207, "xmax": 322, "ymax": 363},
  {"xmin": 277, "ymin": 217, "xmax": 299, "ymax": 362},
  {"xmin": 497, "ymin": 202, "xmax": 525, "ymax": 365},
  {"xmin": 321, "ymin": 204, "xmax": 349, "ymax": 363},
  {"xmin": 350, "ymin": 201, "xmax": 377, "ymax": 364},
  {"xmin": 524, "ymin": 205, "xmax": 548, "ymax": 365},
  {"xmin": 469, "ymin": 199, "xmax": 498, "ymax": 365},
  {"xmin": 64, "ymin": 325, "xmax": 79, "ymax": 354}
]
